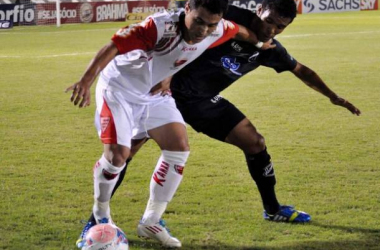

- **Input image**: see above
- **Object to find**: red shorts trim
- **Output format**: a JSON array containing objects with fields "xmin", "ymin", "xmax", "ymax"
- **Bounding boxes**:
[{"xmin": 100, "ymin": 99, "xmax": 117, "ymax": 144}]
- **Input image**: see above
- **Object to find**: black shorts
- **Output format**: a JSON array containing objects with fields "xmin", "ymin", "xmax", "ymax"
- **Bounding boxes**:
[{"xmin": 174, "ymin": 95, "xmax": 246, "ymax": 141}]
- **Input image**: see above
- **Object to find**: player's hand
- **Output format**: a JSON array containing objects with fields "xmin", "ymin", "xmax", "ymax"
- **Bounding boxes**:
[
  {"xmin": 150, "ymin": 76, "xmax": 172, "ymax": 96},
  {"xmin": 260, "ymin": 39, "xmax": 276, "ymax": 50},
  {"xmin": 330, "ymin": 96, "xmax": 361, "ymax": 116},
  {"xmin": 65, "ymin": 81, "xmax": 91, "ymax": 108}
]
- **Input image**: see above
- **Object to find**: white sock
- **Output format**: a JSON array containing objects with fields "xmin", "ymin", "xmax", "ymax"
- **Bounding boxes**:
[
  {"xmin": 141, "ymin": 200, "xmax": 167, "ymax": 224},
  {"xmin": 93, "ymin": 155, "xmax": 125, "ymax": 221},
  {"xmin": 142, "ymin": 150, "xmax": 190, "ymax": 223}
]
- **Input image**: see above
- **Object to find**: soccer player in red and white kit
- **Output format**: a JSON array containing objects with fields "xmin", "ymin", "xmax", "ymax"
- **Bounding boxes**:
[{"xmin": 66, "ymin": 0, "xmax": 272, "ymax": 248}]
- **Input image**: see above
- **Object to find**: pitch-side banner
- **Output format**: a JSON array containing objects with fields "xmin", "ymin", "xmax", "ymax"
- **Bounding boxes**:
[
  {"xmin": 229, "ymin": 0, "xmax": 378, "ymax": 13},
  {"xmin": 298, "ymin": 0, "xmax": 378, "ymax": 13},
  {"xmin": 229, "ymin": 0, "xmax": 263, "ymax": 11},
  {"xmin": 125, "ymin": 1, "xmax": 169, "ymax": 22},
  {"xmin": 360, "ymin": 0, "xmax": 378, "ymax": 10},
  {"xmin": 0, "ymin": 4, "xmax": 36, "ymax": 25}
]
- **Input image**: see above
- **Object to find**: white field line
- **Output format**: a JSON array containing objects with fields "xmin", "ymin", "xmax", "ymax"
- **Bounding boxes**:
[
  {"xmin": 0, "ymin": 29, "xmax": 379, "ymax": 59},
  {"xmin": 0, "ymin": 52, "xmax": 95, "ymax": 58},
  {"xmin": 280, "ymin": 30, "xmax": 380, "ymax": 39},
  {"xmin": 0, "ymin": 27, "xmax": 117, "ymax": 35}
]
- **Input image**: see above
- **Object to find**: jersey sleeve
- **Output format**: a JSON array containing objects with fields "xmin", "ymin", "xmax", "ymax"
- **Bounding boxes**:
[
  {"xmin": 208, "ymin": 19, "xmax": 239, "ymax": 49},
  {"xmin": 260, "ymin": 39, "xmax": 298, "ymax": 73},
  {"xmin": 111, "ymin": 18, "xmax": 158, "ymax": 54}
]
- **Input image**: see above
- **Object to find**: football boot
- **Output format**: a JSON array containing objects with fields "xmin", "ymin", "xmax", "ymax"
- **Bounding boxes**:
[
  {"xmin": 137, "ymin": 219, "xmax": 181, "ymax": 248},
  {"xmin": 263, "ymin": 205, "xmax": 311, "ymax": 223}
]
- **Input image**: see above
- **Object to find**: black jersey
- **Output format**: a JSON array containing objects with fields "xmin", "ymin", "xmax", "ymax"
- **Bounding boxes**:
[{"xmin": 171, "ymin": 5, "xmax": 297, "ymax": 103}]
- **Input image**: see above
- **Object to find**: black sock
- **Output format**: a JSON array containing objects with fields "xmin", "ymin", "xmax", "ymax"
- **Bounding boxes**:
[
  {"xmin": 87, "ymin": 158, "xmax": 131, "ymax": 224},
  {"xmin": 245, "ymin": 148, "xmax": 280, "ymax": 215}
]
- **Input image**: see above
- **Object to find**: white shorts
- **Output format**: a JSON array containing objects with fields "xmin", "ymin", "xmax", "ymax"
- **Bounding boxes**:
[{"xmin": 94, "ymin": 85, "xmax": 185, "ymax": 148}]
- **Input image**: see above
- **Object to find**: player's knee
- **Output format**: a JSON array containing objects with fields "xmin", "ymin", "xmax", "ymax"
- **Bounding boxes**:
[
  {"xmin": 105, "ymin": 144, "xmax": 130, "ymax": 167},
  {"xmin": 169, "ymin": 138, "xmax": 190, "ymax": 152},
  {"xmin": 245, "ymin": 148, "xmax": 276, "ymax": 186},
  {"xmin": 245, "ymin": 133, "xmax": 266, "ymax": 154}
]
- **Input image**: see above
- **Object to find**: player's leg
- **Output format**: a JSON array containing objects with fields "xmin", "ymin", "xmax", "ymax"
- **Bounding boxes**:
[
  {"xmin": 76, "ymin": 87, "xmax": 134, "ymax": 248},
  {"xmin": 225, "ymin": 118, "xmax": 280, "ymax": 214},
  {"xmin": 176, "ymin": 96, "xmax": 310, "ymax": 223},
  {"xmin": 136, "ymin": 98, "xmax": 189, "ymax": 248},
  {"xmin": 225, "ymin": 115, "xmax": 310, "ymax": 222},
  {"xmin": 84, "ymin": 138, "xmax": 148, "ymax": 227}
]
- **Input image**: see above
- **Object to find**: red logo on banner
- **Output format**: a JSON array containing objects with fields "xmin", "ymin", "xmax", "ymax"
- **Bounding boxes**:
[
  {"xmin": 361, "ymin": 0, "xmax": 378, "ymax": 10},
  {"xmin": 296, "ymin": 0, "xmax": 303, "ymax": 13}
]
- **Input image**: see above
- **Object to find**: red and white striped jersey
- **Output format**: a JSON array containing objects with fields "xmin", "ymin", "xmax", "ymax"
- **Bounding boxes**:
[{"xmin": 99, "ymin": 9, "xmax": 239, "ymax": 105}]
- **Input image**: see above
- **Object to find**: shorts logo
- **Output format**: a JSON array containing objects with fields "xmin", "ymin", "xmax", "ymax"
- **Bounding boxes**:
[
  {"xmin": 210, "ymin": 95, "xmax": 223, "ymax": 104},
  {"xmin": 221, "ymin": 56, "xmax": 242, "ymax": 76},
  {"xmin": 101, "ymin": 117, "xmax": 111, "ymax": 132}
]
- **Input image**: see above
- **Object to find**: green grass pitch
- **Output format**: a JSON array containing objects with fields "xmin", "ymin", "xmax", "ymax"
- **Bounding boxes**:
[{"xmin": 1, "ymin": 10, "xmax": 380, "ymax": 250}]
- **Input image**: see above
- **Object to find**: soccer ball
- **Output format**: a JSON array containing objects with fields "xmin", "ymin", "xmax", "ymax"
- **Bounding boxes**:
[{"xmin": 82, "ymin": 224, "xmax": 129, "ymax": 250}]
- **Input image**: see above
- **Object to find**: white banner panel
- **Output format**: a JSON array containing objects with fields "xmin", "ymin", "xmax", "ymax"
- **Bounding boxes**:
[{"xmin": 302, "ymin": 0, "xmax": 361, "ymax": 13}]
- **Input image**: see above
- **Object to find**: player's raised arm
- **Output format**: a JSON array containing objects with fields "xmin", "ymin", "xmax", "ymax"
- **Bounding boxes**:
[
  {"xmin": 292, "ymin": 62, "xmax": 361, "ymax": 116},
  {"xmin": 65, "ymin": 42, "xmax": 119, "ymax": 108},
  {"xmin": 234, "ymin": 24, "xmax": 276, "ymax": 50}
]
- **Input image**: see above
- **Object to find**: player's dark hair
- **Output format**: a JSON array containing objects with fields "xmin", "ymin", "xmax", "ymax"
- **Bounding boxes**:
[
  {"xmin": 262, "ymin": 0, "xmax": 297, "ymax": 21},
  {"xmin": 188, "ymin": 0, "xmax": 229, "ymax": 15}
]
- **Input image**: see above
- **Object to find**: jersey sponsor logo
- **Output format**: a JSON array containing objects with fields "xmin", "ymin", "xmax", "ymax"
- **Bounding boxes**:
[
  {"xmin": 210, "ymin": 95, "xmax": 223, "ymax": 104},
  {"xmin": 221, "ymin": 56, "xmax": 242, "ymax": 76},
  {"xmin": 163, "ymin": 21, "xmax": 177, "ymax": 38},
  {"xmin": 231, "ymin": 41, "xmax": 243, "ymax": 52},
  {"xmin": 181, "ymin": 46, "xmax": 197, "ymax": 52},
  {"xmin": 153, "ymin": 161, "xmax": 170, "ymax": 186},
  {"xmin": 173, "ymin": 59, "xmax": 187, "ymax": 67},
  {"xmin": 248, "ymin": 51, "xmax": 260, "ymax": 62}
]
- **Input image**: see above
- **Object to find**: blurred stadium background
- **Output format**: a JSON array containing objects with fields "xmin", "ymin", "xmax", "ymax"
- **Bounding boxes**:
[{"xmin": 1, "ymin": 0, "xmax": 379, "ymax": 250}]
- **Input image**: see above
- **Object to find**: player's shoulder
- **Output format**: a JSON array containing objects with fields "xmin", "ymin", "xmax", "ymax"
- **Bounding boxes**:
[
  {"xmin": 225, "ymin": 5, "xmax": 255, "ymax": 24},
  {"xmin": 149, "ymin": 8, "xmax": 182, "ymax": 26},
  {"xmin": 271, "ymin": 39, "xmax": 288, "ymax": 53},
  {"xmin": 149, "ymin": 9, "xmax": 183, "ymax": 39}
]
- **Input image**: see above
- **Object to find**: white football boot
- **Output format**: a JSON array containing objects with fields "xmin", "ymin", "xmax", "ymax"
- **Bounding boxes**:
[{"xmin": 137, "ymin": 219, "xmax": 181, "ymax": 248}]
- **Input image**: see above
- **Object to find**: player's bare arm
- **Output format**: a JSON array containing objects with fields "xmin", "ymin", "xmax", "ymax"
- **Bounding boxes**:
[
  {"xmin": 65, "ymin": 41, "xmax": 119, "ymax": 108},
  {"xmin": 150, "ymin": 76, "xmax": 173, "ymax": 96},
  {"xmin": 235, "ymin": 24, "xmax": 276, "ymax": 50},
  {"xmin": 292, "ymin": 62, "xmax": 361, "ymax": 116}
]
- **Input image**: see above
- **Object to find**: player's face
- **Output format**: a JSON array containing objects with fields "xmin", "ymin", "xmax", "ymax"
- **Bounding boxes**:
[
  {"xmin": 254, "ymin": 5, "xmax": 292, "ymax": 41},
  {"xmin": 184, "ymin": 3, "xmax": 222, "ymax": 44}
]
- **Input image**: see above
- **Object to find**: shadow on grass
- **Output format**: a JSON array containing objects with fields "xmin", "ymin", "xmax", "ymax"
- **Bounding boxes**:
[{"xmin": 128, "ymin": 221, "xmax": 380, "ymax": 250}]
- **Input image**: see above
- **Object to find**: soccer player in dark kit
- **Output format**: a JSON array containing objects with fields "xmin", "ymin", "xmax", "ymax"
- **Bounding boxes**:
[{"xmin": 168, "ymin": 0, "xmax": 360, "ymax": 222}]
